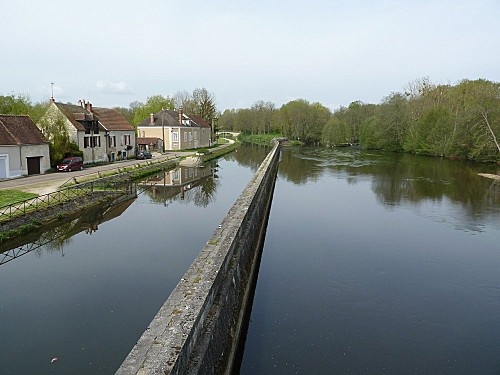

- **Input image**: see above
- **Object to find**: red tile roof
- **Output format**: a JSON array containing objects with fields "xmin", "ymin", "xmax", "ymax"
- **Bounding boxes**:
[
  {"xmin": 93, "ymin": 107, "xmax": 135, "ymax": 131},
  {"xmin": 137, "ymin": 137, "xmax": 161, "ymax": 145},
  {"xmin": 0, "ymin": 115, "xmax": 49, "ymax": 145}
]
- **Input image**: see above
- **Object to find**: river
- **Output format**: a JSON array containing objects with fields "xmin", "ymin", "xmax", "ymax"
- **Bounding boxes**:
[{"xmin": 238, "ymin": 146, "xmax": 500, "ymax": 374}]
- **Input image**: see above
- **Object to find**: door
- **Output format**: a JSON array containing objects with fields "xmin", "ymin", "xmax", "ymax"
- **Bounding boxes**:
[
  {"xmin": 27, "ymin": 157, "xmax": 41, "ymax": 175},
  {"xmin": 0, "ymin": 155, "xmax": 7, "ymax": 179}
]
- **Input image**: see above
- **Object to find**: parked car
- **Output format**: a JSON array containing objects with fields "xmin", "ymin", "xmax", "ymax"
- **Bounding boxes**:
[
  {"xmin": 56, "ymin": 157, "xmax": 83, "ymax": 172},
  {"xmin": 136, "ymin": 150, "xmax": 152, "ymax": 160}
]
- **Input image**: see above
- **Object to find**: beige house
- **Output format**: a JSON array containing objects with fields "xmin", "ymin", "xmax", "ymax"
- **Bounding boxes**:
[
  {"xmin": 136, "ymin": 109, "xmax": 211, "ymax": 151},
  {"xmin": 41, "ymin": 99, "xmax": 135, "ymax": 164},
  {"xmin": 0, "ymin": 115, "xmax": 50, "ymax": 178}
]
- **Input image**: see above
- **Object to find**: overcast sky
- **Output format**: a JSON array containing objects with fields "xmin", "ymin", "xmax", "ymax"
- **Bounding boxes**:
[{"xmin": 1, "ymin": 0, "xmax": 498, "ymax": 112}]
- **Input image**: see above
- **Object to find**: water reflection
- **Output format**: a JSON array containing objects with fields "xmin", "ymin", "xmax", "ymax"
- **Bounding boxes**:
[
  {"xmin": 0, "ymin": 197, "xmax": 136, "ymax": 265},
  {"xmin": 139, "ymin": 164, "xmax": 219, "ymax": 207},
  {"xmin": 279, "ymin": 147, "xmax": 500, "ymax": 222},
  {"xmin": 224, "ymin": 143, "xmax": 271, "ymax": 171}
]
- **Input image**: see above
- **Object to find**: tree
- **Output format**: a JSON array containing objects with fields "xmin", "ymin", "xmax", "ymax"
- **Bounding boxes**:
[
  {"xmin": 192, "ymin": 88, "xmax": 217, "ymax": 124},
  {"xmin": 322, "ymin": 117, "xmax": 350, "ymax": 146},
  {"xmin": 37, "ymin": 112, "xmax": 76, "ymax": 166},
  {"xmin": 279, "ymin": 99, "xmax": 331, "ymax": 144},
  {"xmin": 132, "ymin": 95, "xmax": 174, "ymax": 125}
]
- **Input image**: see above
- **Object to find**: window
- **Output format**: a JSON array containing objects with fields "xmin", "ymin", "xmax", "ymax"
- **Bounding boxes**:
[
  {"xmin": 172, "ymin": 132, "xmax": 179, "ymax": 142},
  {"xmin": 142, "ymin": 131, "xmax": 145, "ymax": 137},
  {"xmin": 109, "ymin": 136, "xmax": 116, "ymax": 147},
  {"xmin": 84, "ymin": 136, "xmax": 100, "ymax": 148},
  {"xmin": 184, "ymin": 132, "xmax": 188, "ymax": 142},
  {"xmin": 124, "ymin": 134, "xmax": 131, "ymax": 146},
  {"xmin": 189, "ymin": 132, "xmax": 193, "ymax": 141},
  {"xmin": 194, "ymin": 131, "xmax": 197, "ymax": 140}
]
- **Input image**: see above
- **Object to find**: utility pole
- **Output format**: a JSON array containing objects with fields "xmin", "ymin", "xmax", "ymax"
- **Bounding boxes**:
[{"xmin": 161, "ymin": 108, "xmax": 165, "ymax": 153}]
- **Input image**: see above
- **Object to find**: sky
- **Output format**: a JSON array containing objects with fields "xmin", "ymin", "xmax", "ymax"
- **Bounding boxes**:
[{"xmin": 1, "ymin": 0, "xmax": 499, "ymax": 112}]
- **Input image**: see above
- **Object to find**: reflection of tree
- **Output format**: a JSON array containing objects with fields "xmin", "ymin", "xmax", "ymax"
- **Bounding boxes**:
[
  {"xmin": 278, "ymin": 147, "xmax": 323, "ymax": 185},
  {"xmin": 5, "ymin": 198, "xmax": 135, "ymax": 264},
  {"xmin": 33, "ymin": 220, "xmax": 78, "ymax": 258},
  {"xmin": 280, "ymin": 146, "xmax": 500, "ymax": 221},
  {"xmin": 225, "ymin": 143, "xmax": 269, "ymax": 170},
  {"xmin": 194, "ymin": 176, "xmax": 218, "ymax": 207}
]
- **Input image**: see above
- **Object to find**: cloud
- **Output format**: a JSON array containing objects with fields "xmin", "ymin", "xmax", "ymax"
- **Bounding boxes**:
[{"xmin": 95, "ymin": 80, "xmax": 133, "ymax": 94}]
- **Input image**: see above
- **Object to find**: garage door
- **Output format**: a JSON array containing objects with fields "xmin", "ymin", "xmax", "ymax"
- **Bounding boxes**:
[{"xmin": 27, "ymin": 157, "xmax": 41, "ymax": 175}]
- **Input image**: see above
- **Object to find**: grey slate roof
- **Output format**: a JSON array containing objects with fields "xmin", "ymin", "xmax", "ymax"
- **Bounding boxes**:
[{"xmin": 137, "ymin": 110, "xmax": 210, "ymax": 128}]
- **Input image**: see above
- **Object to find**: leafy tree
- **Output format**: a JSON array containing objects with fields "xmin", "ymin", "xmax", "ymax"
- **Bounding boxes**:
[
  {"xmin": 132, "ymin": 95, "xmax": 174, "ymax": 125},
  {"xmin": 279, "ymin": 99, "xmax": 330, "ymax": 144},
  {"xmin": 0, "ymin": 94, "xmax": 32, "ymax": 115},
  {"xmin": 38, "ymin": 112, "xmax": 75, "ymax": 166},
  {"xmin": 322, "ymin": 117, "xmax": 350, "ymax": 146}
]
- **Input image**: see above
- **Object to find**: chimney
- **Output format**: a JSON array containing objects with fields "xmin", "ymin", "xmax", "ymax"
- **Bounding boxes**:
[
  {"xmin": 79, "ymin": 99, "xmax": 86, "ymax": 108},
  {"xmin": 178, "ymin": 107, "xmax": 183, "ymax": 125},
  {"xmin": 150, "ymin": 113, "xmax": 155, "ymax": 125},
  {"xmin": 85, "ymin": 102, "xmax": 93, "ymax": 113},
  {"xmin": 50, "ymin": 96, "xmax": 55, "ymax": 104}
]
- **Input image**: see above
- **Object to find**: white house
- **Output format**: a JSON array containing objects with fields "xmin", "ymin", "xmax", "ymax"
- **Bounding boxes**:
[
  {"xmin": 0, "ymin": 115, "xmax": 50, "ymax": 179},
  {"xmin": 41, "ymin": 98, "xmax": 135, "ymax": 164}
]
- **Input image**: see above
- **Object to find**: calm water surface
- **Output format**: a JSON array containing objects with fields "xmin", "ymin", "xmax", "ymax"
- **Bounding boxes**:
[
  {"xmin": 0, "ymin": 148, "xmax": 266, "ymax": 375},
  {"xmin": 2, "ymin": 145, "xmax": 499, "ymax": 375},
  {"xmin": 239, "ymin": 147, "xmax": 500, "ymax": 374}
]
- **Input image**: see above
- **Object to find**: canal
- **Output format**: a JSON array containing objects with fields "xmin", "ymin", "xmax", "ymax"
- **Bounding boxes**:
[
  {"xmin": 0, "ymin": 147, "xmax": 266, "ymax": 375},
  {"xmin": 238, "ymin": 147, "xmax": 500, "ymax": 374}
]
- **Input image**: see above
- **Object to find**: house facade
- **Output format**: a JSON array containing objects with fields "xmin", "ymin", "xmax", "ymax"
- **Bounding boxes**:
[
  {"xmin": 41, "ymin": 99, "xmax": 135, "ymax": 164},
  {"xmin": 92, "ymin": 107, "xmax": 136, "ymax": 162},
  {"xmin": 0, "ymin": 115, "xmax": 50, "ymax": 179},
  {"xmin": 136, "ymin": 109, "xmax": 211, "ymax": 151}
]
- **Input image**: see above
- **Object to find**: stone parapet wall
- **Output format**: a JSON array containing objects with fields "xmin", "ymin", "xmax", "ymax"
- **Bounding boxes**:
[{"xmin": 116, "ymin": 142, "xmax": 281, "ymax": 375}]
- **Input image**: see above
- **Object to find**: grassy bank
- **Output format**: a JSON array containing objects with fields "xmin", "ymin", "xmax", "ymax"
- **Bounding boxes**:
[
  {"xmin": 238, "ymin": 133, "xmax": 283, "ymax": 146},
  {"xmin": 0, "ymin": 190, "xmax": 38, "ymax": 206}
]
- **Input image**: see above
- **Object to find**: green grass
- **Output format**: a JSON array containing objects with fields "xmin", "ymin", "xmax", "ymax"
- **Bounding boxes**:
[
  {"xmin": 238, "ymin": 133, "xmax": 283, "ymax": 146},
  {"xmin": 0, "ymin": 190, "xmax": 38, "ymax": 206}
]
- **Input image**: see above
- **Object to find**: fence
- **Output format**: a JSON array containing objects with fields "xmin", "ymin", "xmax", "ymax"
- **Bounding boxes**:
[{"xmin": 0, "ymin": 175, "xmax": 134, "ymax": 224}]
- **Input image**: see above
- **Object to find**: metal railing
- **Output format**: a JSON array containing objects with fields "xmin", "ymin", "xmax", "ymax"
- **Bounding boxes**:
[{"xmin": 0, "ymin": 176, "xmax": 133, "ymax": 224}]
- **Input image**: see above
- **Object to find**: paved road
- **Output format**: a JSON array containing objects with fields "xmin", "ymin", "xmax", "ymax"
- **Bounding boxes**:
[{"xmin": 0, "ymin": 151, "xmax": 192, "ymax": 194}]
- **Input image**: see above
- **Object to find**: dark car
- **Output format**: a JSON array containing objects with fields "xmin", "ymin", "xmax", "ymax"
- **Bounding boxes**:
[
  {"xmin": 56, "ymin": 157, "xmax": 83, "ymax": 172},
  {"xmin": 136, "ymin": 150, "xmax": 152, "ymax": 160}
]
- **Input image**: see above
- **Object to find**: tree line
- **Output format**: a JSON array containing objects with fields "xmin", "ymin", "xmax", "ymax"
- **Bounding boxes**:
[
  {"xmin": 218, "ymin": 78, "xmax": 499, "ymax": 162},
  {"xmin": 0, "ymin": 87, "xmax": 217, "ymax": 127},
  {"xmin": 2, "ymin": 79, "xmax": 498, "ymax": 162}
]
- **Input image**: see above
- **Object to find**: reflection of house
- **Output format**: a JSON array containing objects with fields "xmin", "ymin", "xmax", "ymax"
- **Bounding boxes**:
[
  {"xmin": 0, "ymin": 115, "xmax": 50, "ymax": 178},
  {"xmin": 136, "ymin": 109, "xmax": 211, "ymax": 151},
  {"xmin": 141, "ymin": 165, "xmax": 216, "ymax": 201},
  {"xmin": 40, "ymin": 98, "xmax": 135, "ymax": 164}
]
